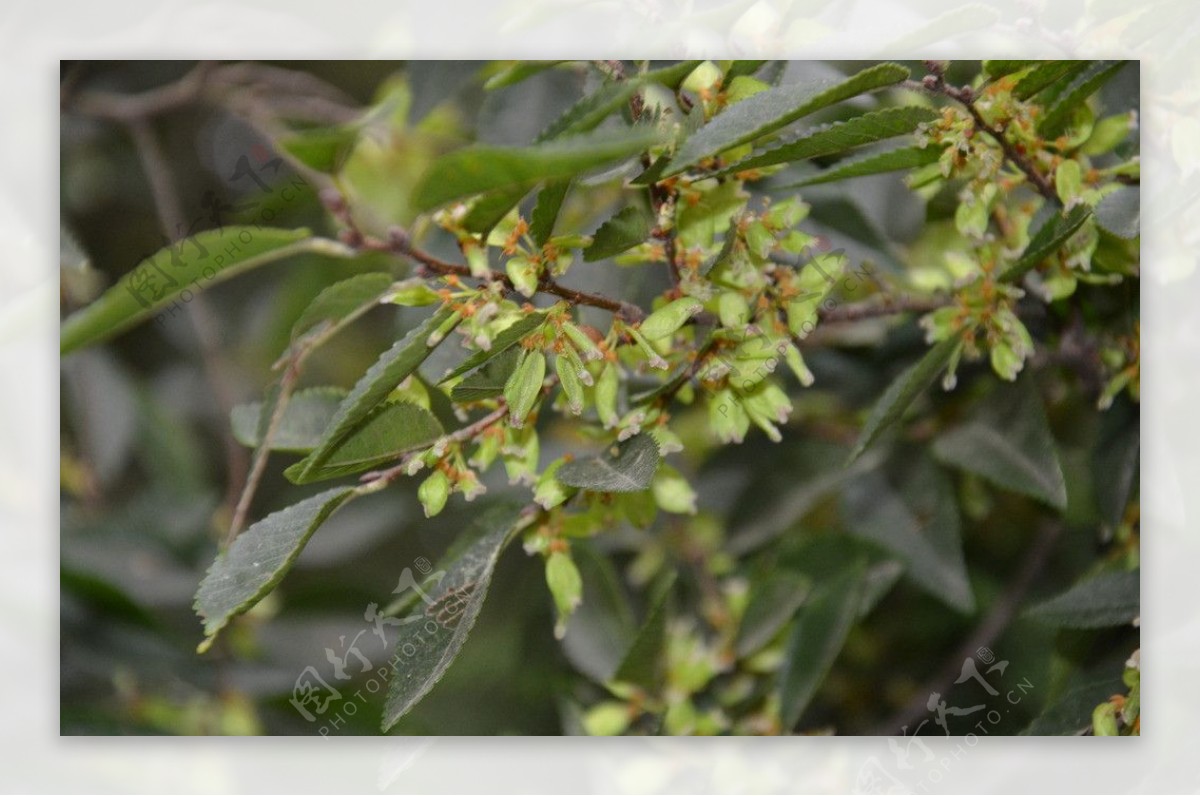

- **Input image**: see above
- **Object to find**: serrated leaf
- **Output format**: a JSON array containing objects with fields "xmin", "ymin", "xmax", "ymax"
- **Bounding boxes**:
[
  {"xmin": 1038, "ymin": 61, "xmax": 1127, "ymax": 138},
  {"xmin": 529, "ymin": 179, "xmax": 571, "ymax": 246},
  {"xmin": 286, "ymin": 401, "xmax": 444, "ymax": 483},
  {"xmin": 441, "ymin": 311, "xmax": 548, "ymax": 383},
  {"xmin": 849, "ymin": 336, "xmax": 961, "ymax": 463},
  {"xmin": 585, "ymin": 204, "xmax": 653, "ymax": 262},
  {"xmin": 725, "ymin": 60, "xmax": 768, "ymax": 80},
  {"xmin": 1027, "ymin": 569, "xmax": 1139, "ymax": 628},
  {"xmin": 663, "ymin": 62, "xmax": 910, "ymax": 177},
  {"xmin": 195, "ymin": 487, "xmax": 358, "ymax": 648},
  {"xmin": 778, "ymin": 563, "xmax": 866, "ymax": 729},
  {"xmin": 557, "ymin": 434, "xmax": 660, "ymax": 493},
  {"xmin": 382, "ymin": 502, "xmax": 524, "ymax": 730},
  {"xmin": 449, "ymin": 346, "xmax": 522, "ymax": 402},
  {"xmin": 537, "ymin": 60, "xmax": 700, "ymax": 141},
  {"xmin": 1013, "ymin": 61, "xmax": 1092, "ymax": 100},
  {"xmin": 933, "ymin": 378, "xmax": 1067, "ymax": 509},
  {"xmin": 287, "ymin": 308, "xmax": 458, "ymax": 483},
  {"xmin": 841, "ymin": 468, "xmax": 975, "ymax": 612},
  {"xmin": 612, "ymin": 571, "xmax": 676, "ymax": 690},
  {"xmin": 788, "ymin": 143, "xmax": 941, "ymax": 187},
  {"xmin": 61, "ymin": 228, "xmax": 335, "ymax": 354},
  {"xmin": 1000, "ymin": 204, "xmax": 1093, "ymax": 282},
  {"xmin": 1095, "ymin": 186, "xmax": 1139, "ymax": 239},
  {"xmin": 291, "ymin": 273, "xmax": 394, "ymax": 341},
  {"xmin": 721, "ymin": 106, "xmax": 938, "ymax": 175},
  {"xmin": 735, "ymin": 571, "xmax": 812, "ymax": 657},
  {"xmin": 413, "ymin": 128, "xmax": 662, "ymax": 212},
  {"xmin": 231, "ymin": 387, "xmax": 346, "ymax": 452}
]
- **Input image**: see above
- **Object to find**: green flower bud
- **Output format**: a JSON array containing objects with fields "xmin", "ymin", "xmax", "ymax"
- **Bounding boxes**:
[
  {"xmin": 709, "ymin": 387, "xmax": 750, "ymax": 444},
  {"xmin": 555, "ymin": 353, "xmax": 585, "ymax": 415},
  {"xmin": 638, "ymin": 297, "xmax": 703, "ymax": 341},
  {"xmin": 653, "ymin": 465, "xmax": 698, "ymax": 514},
  {"xmin": 625, "ymin": 325, "xmax": 670, "ymax": 370},
  {"xmin": 783, "ymin": 342, "xmax": 815, "ymax": 387},
  {"xmin": 502, "ymin": 427, "xmax": 539, "ymax": 486},
  {"xmin": 764, "ymin": 197, "xmax": 808, "ymax": 230},
  {"xmin": 545, "ymin": 550, "xmax": 583, "ymax": 639},
  {"xmin": 595, "ymin": 362, "xmax": 620, "ymax": 429},
  {"xmin": 744, "ymin": 220, "xmax": 776, "ymax": 259},
  {"xmin": 582, "ymin": 701, "xmax": 632, "ymax": 736},
  {"xmin": 386, "ymin": 278, "xmax": 441, "ymax": 307},
  {"xmin": 717, "ymin": 291, "xmax": 751, "ymax": 329},
  {"xmin": 533, "ymin": 458, "xmax": 571, "ymax": 510},
  {"xmin": 465, "ymin": 243, "xmax": 490, "ymax": 279},
  {"xmin": 1056, "ymin": 159, "xmax": 1084, "ymax": 207},
  {"xmin": 504, "ymin": 349, "xmax": 546, "ymax": 428},
  {"xmin": 417, "ymin": 469, "xmax": 450, "ymax": 518},
  {"xmin": 1092, "ymin": 701, "xmax": 1120, "ymax": 736},
  {"xmin": 506, "ymin": 255, "xmax": 539, "ymax": 297},
  {"xmin": 561, "ymin": 321, "xmax": 604, "ymax": 361}
]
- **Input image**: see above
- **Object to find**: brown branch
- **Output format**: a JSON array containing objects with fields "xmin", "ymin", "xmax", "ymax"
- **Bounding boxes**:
[{"xmin": 819, "ymin": 293, "xmax": 951, "ymax": 324}]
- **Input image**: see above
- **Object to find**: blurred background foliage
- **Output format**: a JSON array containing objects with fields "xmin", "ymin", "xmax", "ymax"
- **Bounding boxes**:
[{"xmin": 60, "ymin": 60, "xmax": 1138, "ymax": 735}]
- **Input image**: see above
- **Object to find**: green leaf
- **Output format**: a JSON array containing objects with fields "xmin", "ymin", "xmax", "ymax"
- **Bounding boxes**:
[
  {"xmin": 585, "ymin": 204, "xmax": 653, "ymax": 262},
  {"xmin": 449, "ymin": 346, "xmax": 522, "ymax": 402},
  {"xmin": 382, "ymin": 502, "xmax": 525, "ymax": 730},
  {"xmin": 1095, "ymin": 186, "xmax": 1139, "ymax": 239},
  {"xmin": 1022, "ymin": 674, "xmax": 1125, "ymax": 735},
  {"xmin": 484, "ymin": 60, "xmax": 569, "ymax": 90},
  {"xmin": 413, "ymin": 127, "xmax": 662, "ymax": 212},
  {"xmin": 231, "ymin": 387, "xmax": 346, "ymax": 452},
  {"xmin": 529, "ymin": 179, "xmax": 571, "ymax": 246},
  {"xmin": 286, "ymin": 401, "xmax": 444, "ymax": 483},
  {"xmin": 663, "ymin": 62, "xmax": 910, "ymax": 177},
  {"xmin": 440, "ymin": 311, "xmax": 549, "ymax": 382},
  {"xmin": 537, "ymin": 60, "xmax": 700, "ymax": 141},
  {"xmin": 612, "ymin": 571, "xmax": 676, "ymax": 690},
  {"xmin": 1038, "ymin": 61, "xmax": 1127, "ymax": 138},
  {"xmin": 1027, "ymin": 569, "xmax": 1139, "ymax": 628},
  {"xmin": 290, "ymin": 273, "xmax": 394, "ymax": 341},
  {"xmin": 841, "ymin": 468, "xmax": 975, "ymax": 612},
  {"xmin": 778, "ymin": 563, "xmax": 866, "ymax": 729},
  {"xmin": 720, "ymin": 106, "xmax": 938, "ymax": 175},
  {"xmin": 1013, "ymin": 61, "xmax": 1092, "ymax": 100},
  {"xmin": 849, "ymin": 336, "xmax": 961, "ymax": 463},
  {"xmin": 933, "ymin": 378, "xmax": 1067, "ymax": 509},
  {"xmin": 195, "ymin": 486, "xmax": 358, "ymax": 649},
  {"xmin": 735, "ymin": 571, "xmax": 812, "ymax": 657},
  {"xmin": 279, "ymin": 125, "xmax": 362, "ymax": 173},
  {"xmin": 983, "ymin": 60, "xmax": 1039, "ymax": 78},
  {"xmin": 462, "ymin": 185, "xmax": 532, "ymax": 236},
  {"xmin": 1000, "ymin": 205, "xmax": 1093, "ymax": 282},
  {"xmin": 725, "ymin": 60, "xmax": 768, "ymax": 81},
  {"xmin": 287, "ymin": 308, "xmax": 459, "ymax": 483},
  {"xmin": 788, "ymin": 143, "xmax": 941, "ymax": 187},
  {"xmin": 60, "ymin": 228, "xmax": 341, "ymax": 355},
  {"xmin": 557, "ymin": 434, "xmax": 661, "ymax": 493}
]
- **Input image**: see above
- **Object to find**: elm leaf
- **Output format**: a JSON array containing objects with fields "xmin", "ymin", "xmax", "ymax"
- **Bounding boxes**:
[
  {"xmin": 231, "ymin": 387, "xmax": 346, "ymax": 453},
  {"xmin": 720, "ymin": 106, "xmax": 938, "ymax": 175},
  {"xmin": 1027, "ymin": 569, "xmax": 1140, "ymax": 629},
  {"xmin": 285, "ymin": 401, "xmax": 444, "ymax": 484},
  {"xmin": 557, "ymin": 434, "xmax": 660, "ymax": 493},
  {"xmin": 663, "ymin": 62, "xmax": 910, "ymax": 176},
  {"xmin": 61, "ymin": 228, "xmax": 348, "ymax": 355},
  {"xmin": 440, "ymin": 311, "xmax": 549, "ymax": 382},
  {"xmin": 585, "ymin": 204, "xmax": 653, "ymax": 262},
  {"xmin": 195, "ymin": 487, "xmax": 358, "ymax": 650},
  {"xmin": 778, "ymin": 563, "xmax": 867, "ymax": 729},
  {"xmin": 612, "ymin": 571, "xmax": 676, "ymax": 690},
  {"xmin": 788, "ymin": 143, "xmax": 941, "ymax": 187},
  {"xmin": 382, "ymin": 502, "xmax": 526, "ymax": 730}
]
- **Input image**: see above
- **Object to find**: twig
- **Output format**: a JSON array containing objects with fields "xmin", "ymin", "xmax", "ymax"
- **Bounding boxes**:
[
  {"xmin": 870, "ymin": 520, "xmax": 1064, "ymax": 735},
  {"xmin": 819, "ymin": 294, "xmax": 951, "ymax": 324},
  {"xmin": 359, "ymin": 403, "xmax": 512, "ymax": 489},
  {"xmin": 915, "ymin": 64, "xmax": 1058, "ymax": 203}
]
